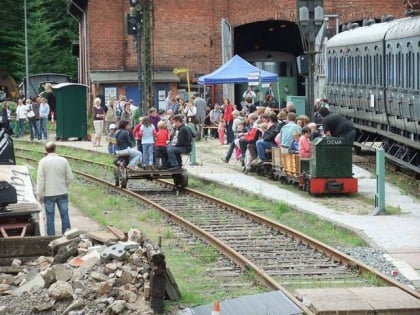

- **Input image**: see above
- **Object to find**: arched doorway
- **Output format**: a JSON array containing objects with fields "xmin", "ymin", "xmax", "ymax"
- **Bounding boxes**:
[{"xmin": 233, "ymin": 20, "xmax": 304, "ymax": 108}]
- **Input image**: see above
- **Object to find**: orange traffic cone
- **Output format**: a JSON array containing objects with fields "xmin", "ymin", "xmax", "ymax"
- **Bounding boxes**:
[{"xmin": 211, "ymin": 300, "xmax": 220, "ymax": 315}]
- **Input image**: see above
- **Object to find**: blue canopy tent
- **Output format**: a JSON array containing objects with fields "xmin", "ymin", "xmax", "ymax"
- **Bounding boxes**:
[{"xmin": 198, "ymin": 55, "xmax": 279, "ymax": 84}]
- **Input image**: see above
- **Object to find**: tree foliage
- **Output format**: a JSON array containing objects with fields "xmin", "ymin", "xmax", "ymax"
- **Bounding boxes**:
[{"xmin": 0, "ymin": 0, "xmax": 78, "ymax": 82}]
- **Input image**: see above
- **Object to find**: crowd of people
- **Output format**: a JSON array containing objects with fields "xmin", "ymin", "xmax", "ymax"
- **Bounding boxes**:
[
  {"xmin": 101, "ymin": 93, "xmax": 197, "ymax": 171},
  {"xmin": 0, "ymin": 96, "xmax": 51, "ymax": 140},
  {"xmin": 101, "ymin": 87, "xmax": 354, "ymax": 173},
  {"xmin": 217, "ymin": 95, "xmax": 355, "ymax": 173}
]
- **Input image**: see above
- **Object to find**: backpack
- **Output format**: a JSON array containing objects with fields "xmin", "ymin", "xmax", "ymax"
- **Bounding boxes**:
[{"xmin": 244, "ymin": 128, "xmax": 260, "ymax": 143}]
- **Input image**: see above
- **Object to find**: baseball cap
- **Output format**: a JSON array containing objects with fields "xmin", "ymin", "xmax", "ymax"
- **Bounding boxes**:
[{"xmin": 109, "ymin": 123, "xmax": 116, "ymax": 130}]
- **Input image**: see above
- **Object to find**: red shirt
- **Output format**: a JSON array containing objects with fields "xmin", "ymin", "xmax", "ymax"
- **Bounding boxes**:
[
  {"xmin": 299, "ymin": 135, "xmax": 311, "ymax": 158},
  {"xmin": 223, "ymin": 104, "xmax": 234, "ymax": 123},
  {"xmin": 155, "ymin": 129, "xmax": 170, "ymax": 147}
]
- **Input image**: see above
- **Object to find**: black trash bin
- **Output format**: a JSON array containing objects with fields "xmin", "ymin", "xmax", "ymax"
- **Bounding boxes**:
[{"xmin": 53, "ymin": 83, "xmax": 88, "ymax": 140}]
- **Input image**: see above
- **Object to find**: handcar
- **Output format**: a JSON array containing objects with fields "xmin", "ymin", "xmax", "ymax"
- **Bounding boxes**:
[{"xmin": 113, "ymin": 154, "xmax": 189, "ymax": 190}]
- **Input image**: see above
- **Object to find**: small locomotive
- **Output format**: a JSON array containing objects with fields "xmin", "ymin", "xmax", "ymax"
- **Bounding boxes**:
[{"xmin": 268, "ymin": 136, "xmax": 358, "ymax": 195}]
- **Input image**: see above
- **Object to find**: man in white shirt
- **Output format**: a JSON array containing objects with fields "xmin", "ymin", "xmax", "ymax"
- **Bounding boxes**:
[
  {"xmin": 242, "ymin": 86, "xmax": 257, "ymax": 104},
  {"xmin": 36, "ymin": 142, "xmax": 74, "ymax": 236}
]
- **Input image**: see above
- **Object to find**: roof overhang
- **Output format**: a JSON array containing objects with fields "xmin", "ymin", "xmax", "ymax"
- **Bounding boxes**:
[{"xmin": 90, "ymin": 71, "xmax": 180, "ymax": 84}]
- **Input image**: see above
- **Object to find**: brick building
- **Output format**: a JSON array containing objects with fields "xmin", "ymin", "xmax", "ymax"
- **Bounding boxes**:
[{"xmin": 68, "ymin": 0, "xmax": 406, "ymax": 111}]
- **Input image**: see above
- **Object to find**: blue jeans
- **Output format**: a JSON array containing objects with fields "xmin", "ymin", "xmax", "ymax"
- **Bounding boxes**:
[
  {"xmin": 18, "ymin": 118, "xmax": 26, "ymax": 137},
  {"xmin": 226, "ymin": 120, "xmax": 234, "ymax": 144},
  {"xmin": 142, "ymin": 143, "xmax": 154, "ymax": 166},
  {"xmin": 40, "ymin": 117, "xmax": 48, "ymax": 140},
  {"xmin": 44, "ymin": 194, "xmax": 71, "ymax": 236},
  {"xmin": 167, "ymin": 145, "xmax": 190, "ymax": 168},
  {"xmin": 256, "ymin": 139, "xmax": 277, "ymax": 160},
  {"xmin": 28, "ymin": 118, "xmax": 40, "ymax": 140},
  {"xmin": 127, "ymin": 147, "xmax": 142, "ymax": 167}
]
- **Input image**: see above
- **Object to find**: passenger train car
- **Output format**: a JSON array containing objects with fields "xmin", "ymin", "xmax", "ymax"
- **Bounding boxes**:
[{"xmin": 325, "ymin": 15, "xmax": 420, "ymax": 176}]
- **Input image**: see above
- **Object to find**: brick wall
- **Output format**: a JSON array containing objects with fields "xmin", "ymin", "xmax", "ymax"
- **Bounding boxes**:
[{"xmin": 87, "ymin": 0, "xmax": 405, "ymax": 76}]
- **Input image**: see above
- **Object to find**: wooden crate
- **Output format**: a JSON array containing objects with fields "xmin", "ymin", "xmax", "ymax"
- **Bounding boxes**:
[
  {"xmin": 282, "ymin": 153, "xmax": 300, "ymax": 177},
  {"xmin": 272, "ymin": 147, "xmax": 282, "ymax": 171}
]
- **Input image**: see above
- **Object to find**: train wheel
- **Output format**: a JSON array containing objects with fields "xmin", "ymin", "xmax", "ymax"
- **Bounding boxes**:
[
  {"xmin": 121, "ymin": 168, "xmax": 128, "ymax": 189},
  {"xmin": 267, "ymin": 168, "xmax": 274, "ymax": 180},
  {"xmin": 173, "ymin": 175, "xmax": 183, "ymax": 190},
  {"xmin": 181, "ymin": 170, "xmax": 189, "ymax": 187},
  {"xmin": 173, "ymin": 170, "xmax": 189, "ymax": 190},
  {"xmin": 114, "ymin": 167, "xmax": 120, "ymax": 187}
]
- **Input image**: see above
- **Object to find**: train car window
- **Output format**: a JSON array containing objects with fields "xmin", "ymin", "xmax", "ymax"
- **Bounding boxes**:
[
  {"xmin": 407, "ymin": 43, "xmax": 414, "ymax": 90},
  {"xmin": 417, "ymin": 42, "xmax": 420, "ymax": 90},
  {"xmin": 278, "ymin": 61, "xmax": 294, "ymax": 77},
  {"xmin": 396, "ymin": 44, "xmax": 402, "ymax": 88},
  {"xmin": 265, "ymin": 61, "xmax": 279, "ymax": 75},
  {"xmin": 334, "ymin": 54, "xmax": 338, "ymax": 83},
  {"xmin": 355, "ymin": 50, "xmax": 361, "ymax": 85},
  {"xmin": 417, "ymin": 43, "xmax": 420, "ymax": 90},
  {"xmin": 255, "ymin": 61, "xmax": 279, "ymax": 76},
  {"xmin": 364, "ymin": 47, "xmax": 369, "ymax": 86},
  {"xmin": 347, "ymin": 52, "xmax": 352, "ymax": 85},
  {"xmin": 330, "ymin": 52, "xmax": 335, "ymax": 83},
  {"xmin": 378, "ymin": 55, "xmax": 384, "ymax": 86},
  {"xmin": 386, "ymin": 44, "xmax": 393, "ymax": 87},
  {"xmin": 373, "ymin": 54, "xmax": 377, "ymax": 86},
  {"xmin": 374, "ymin": 46, "xmax": 381, "ymax": 86},
  {"xmin": 351, "ymin": 54, "xmax": 355, "ymax": 85},
  {"xmin": 339, "ymin": 51, "xmax": 344, "ymax": 84}
]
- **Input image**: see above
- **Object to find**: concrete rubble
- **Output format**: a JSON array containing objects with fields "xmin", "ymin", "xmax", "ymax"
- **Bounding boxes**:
[{"xmin": 0, "ymin": 227, "xmax": 171, "ymax": 314}]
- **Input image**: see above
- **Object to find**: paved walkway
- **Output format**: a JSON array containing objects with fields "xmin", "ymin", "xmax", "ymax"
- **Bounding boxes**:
[{"xmin": 43, "ymin": 136, "xmax": 420, "ymax": 289}]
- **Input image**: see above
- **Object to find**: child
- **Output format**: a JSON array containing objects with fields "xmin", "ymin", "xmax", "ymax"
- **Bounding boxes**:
[
  {"xmin": 140, "ymin": 116, "xmax": 156, "ymax": 169},
  {"xmin": 132, "ymin": 117, "xmax": 144, "ymax": 152},
  {"xmin": 257, "ymin": 122, "xmax": 268, "ymax": 135},
  {"xmin": 217, "ymin": 120, "xmax": 225, "ymax": 145},
  {"xmin": 299, "ymin": 126, "xmax": 312, "ymax": 158},
  {"xmin": 155, "ymin": 120, "xmax": 170, "ymax": 169},
  {"xmin": 288, "ymin": 130, "xmax": 301, "ymax": 154},
  {"xmin": 107, "ymin": 123, "xmax": 117, "ymax": 154}
]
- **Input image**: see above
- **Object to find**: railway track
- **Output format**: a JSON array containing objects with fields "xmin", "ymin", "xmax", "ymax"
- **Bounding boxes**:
[{"xmin": 14, "ymin": 145, "xmax": 420, "ymax": 314}]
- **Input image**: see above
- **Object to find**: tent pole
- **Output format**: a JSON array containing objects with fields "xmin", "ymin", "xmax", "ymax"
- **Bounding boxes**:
[{"xmin": 276, "ymin": 81, "xmax": 280, "ymax": 111}]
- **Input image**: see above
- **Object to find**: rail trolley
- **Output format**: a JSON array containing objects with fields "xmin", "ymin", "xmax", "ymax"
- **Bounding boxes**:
[
  {"xmin": 113, "ymin": 162, "xmax": 189, "ymax": 190},
  {"xmin": 110, "ymin": 135, "xmax": 189, "ymax": 190}
]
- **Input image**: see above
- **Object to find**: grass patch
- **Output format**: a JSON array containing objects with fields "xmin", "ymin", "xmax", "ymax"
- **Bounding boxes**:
[{"xmin": 383, "ymin": 204, "xmax": 403, "ymax": 215}]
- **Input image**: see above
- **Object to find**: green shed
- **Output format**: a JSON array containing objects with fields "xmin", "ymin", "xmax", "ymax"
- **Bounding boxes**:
[{"xmin": 52, "ymin": 83, "xmax": 88, "ymax": 140}]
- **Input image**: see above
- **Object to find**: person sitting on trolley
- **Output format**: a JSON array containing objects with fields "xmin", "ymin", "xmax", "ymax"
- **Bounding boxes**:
[
  {"xmin": 115, "ymin": 120, "xmax": 142, "ymax": 170},
  {"xmin": 166, "ymin": 115, "xmax": 192, "ymax": 171}
]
